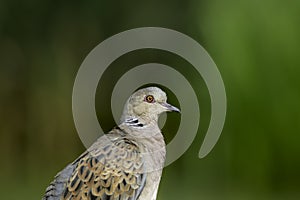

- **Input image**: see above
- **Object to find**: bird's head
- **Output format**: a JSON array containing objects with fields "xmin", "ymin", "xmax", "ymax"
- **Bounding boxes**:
[{"xmin": 120, "ymin": 87, "xmax": 180, "ymax": 124}]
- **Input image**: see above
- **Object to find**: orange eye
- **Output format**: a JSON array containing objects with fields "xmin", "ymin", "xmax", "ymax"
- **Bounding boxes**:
[{"xmin": 145, "ymin": 95, "xmax": 155, "ymax": 103}]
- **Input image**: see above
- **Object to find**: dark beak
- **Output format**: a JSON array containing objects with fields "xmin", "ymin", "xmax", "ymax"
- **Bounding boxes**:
[{"xmin": 161, "ymin": 102, "xmax": 181, "ymax": 113}]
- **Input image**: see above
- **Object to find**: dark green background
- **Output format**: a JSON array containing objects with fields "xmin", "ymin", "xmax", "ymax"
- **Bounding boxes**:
[{"xmin": 1, "ymin": 0, "xmax": 299, "ymax": 199}]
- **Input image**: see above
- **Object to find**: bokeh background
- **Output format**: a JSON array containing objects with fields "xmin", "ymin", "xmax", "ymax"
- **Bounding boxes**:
[{"xmin": 1, "ymin": 0, "xmax": 300, "ymax": 199}]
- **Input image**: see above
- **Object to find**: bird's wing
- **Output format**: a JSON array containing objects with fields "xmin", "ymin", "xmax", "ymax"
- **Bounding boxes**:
[
  {"xmin": 43, "ymin": 128, "xmax": 146, "ymax": 200},
  {"xmin": 42, "ymin": 152, "xmax": 87, "ymax": 200}
]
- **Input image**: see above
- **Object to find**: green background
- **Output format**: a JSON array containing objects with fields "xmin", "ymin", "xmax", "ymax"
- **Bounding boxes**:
[{"xmin": 1, "ymin": 0, "xmax": 299, "ymax": 199}]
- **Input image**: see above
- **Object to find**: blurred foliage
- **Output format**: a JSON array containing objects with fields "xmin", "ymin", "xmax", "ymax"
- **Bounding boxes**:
[{"xmin": 1, "ymin": 0, "xmax": 300, "ymax": 199}]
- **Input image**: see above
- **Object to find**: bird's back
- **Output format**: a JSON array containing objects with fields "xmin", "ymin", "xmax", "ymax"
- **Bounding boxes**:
[{"xmin": 42, "ymin": 127, "xmax": 148, "ymax": 200}]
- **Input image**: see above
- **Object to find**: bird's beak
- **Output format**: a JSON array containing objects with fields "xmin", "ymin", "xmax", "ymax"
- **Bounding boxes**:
[{"xmin": 161, "ymin": 102, "xmax": 181, "ymax": 113}]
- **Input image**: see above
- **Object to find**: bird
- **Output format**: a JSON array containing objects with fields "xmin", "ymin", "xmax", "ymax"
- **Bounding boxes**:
[{"xmin": 42, "ymin": 86, "xmax": 180, "ymax": 200}]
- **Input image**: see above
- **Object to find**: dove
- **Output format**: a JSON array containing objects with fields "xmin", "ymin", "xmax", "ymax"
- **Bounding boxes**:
[{"xmin": 42, "ymin": 86, "xmax": 180, "ymax": 200}]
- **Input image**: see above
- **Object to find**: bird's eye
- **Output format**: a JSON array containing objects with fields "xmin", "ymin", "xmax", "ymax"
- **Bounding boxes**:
[{"xmin": 145, "ymin": 95, "xmax": 155, "ymax": 103}]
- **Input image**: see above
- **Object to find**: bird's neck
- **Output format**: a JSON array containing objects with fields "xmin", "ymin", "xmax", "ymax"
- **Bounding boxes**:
[
  {"xmin": 118, "ymin": 115, "xmax": 162, "ymax": 140},
  {"xmin": 121, "ymin": 116, "xmax": 158, "ymax": 128}
]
